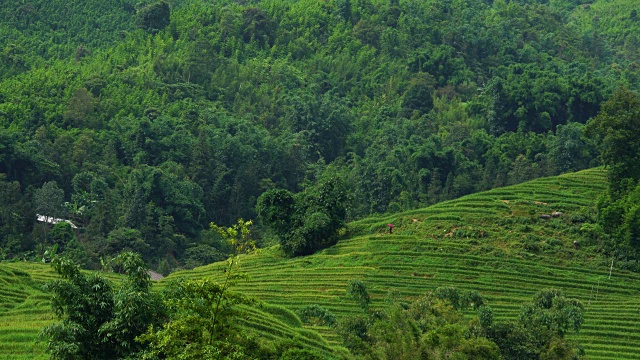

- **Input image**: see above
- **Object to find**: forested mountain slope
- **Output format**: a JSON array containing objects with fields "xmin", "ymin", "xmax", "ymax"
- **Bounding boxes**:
[{"xmin": 1, "ymin": 0, "xmax": 639, "ymax": 271}]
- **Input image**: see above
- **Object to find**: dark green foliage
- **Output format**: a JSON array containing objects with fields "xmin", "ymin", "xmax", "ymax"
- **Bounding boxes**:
[
  {"xmin": 0, "ymin": 176, "xmax": 29, "ymax": 257},
  {"xmin": 587, "ymin": 87, "xmax": 640, "ymax": 195},
  {"xmin": 183, "ymin": 244, "xmax": 226, "ymax": 269},
  {"xmin": 346, "ymin": 280, "xmax": 370, "ymax": 310},
  {"xmin": 256, "ymin": 189, "xmax": 296, "ymax": 236},
  {"xmin": 46, "ymin": 222, "xmax": 76, "ymax": 254},
  {"xmin": 40, "ymin": 252, "xmax": 164, "ymax": 360},
  {"xmin": 434, "ymin": 287, "xmax": 486, "ymax": 310},
  {"xmin": 41, "ymin": 262, "xmax": 115, "ymax": 359},
  {"xmin": 242, "ymin": 7, "xmax": 274, "ymax": 47},
  {"xmin": 138, "ymin": 253, "xmax": 253, "ymax": 359},
  {"xmin": 463, "ymin": 290, "xmax": 485, "ymax": 310},
  {"xmin": 139, "ymin": 278, "xmax": 250, "ymax": 359},
  {"xmin": 339, "ymin": 286, "xmax": 501, "ymax": 359},
  {"xmin": 594, "ymin": 183, "xmax": 640, "ymax": 262},
  {"xmin": 434, "ymin": 286, "xmax": 461, "ymax": 309},
  {"xmin": 587, "ymin": 88, "xmax": 640, "ymax": 259},
  {"xmin": 99, "ymin": 252, "xmax": 165, "ymax": 356},
  {"xmin": 105, "ymin": 227, "xmax": 150, "ymax": 256},
  {"xmin": 522, "ymin": 289, "xmax": 584, "ymax": 336},
  {"xmin": 337, "ymin": 315, "xmax": 371, "ymax": 355},
  {"xmin": 402, "ymin": 72, "xmax": 436, "ymax": 115},
  {"xmin": 35, "ymin": 181, "xmax": 65, "ymax": 218},
  {"xmin": 482, "ymin": 289, "xmax": 585, "ymax": 360},
  {"xmin": 625, "ymin": 205, "xmax": 640, "ymax": 248},
  {"xmin": 1, "ymin": 0, "xmax": 637, "ymax": 269},
  {"xmin": 138, "ymin": 1, "xmax": 171, "ymax": 34},
  {"xmin": 286, "ymin": 211, "xmax": 333, "ymax": 256},
  {"xmin": 548, "ymin": 123, "xmax": 598, "ymax": 174},
  {"xmin": 298, "ymin": 305, "xmax": 337, "ymax": 327},
  {"xmin": 258, "ymin": 178, "xmax": 348, "ymax": 257},
  {"xmin": 338, "ymin": 285, "xmax": 583, "ymax": 360}
]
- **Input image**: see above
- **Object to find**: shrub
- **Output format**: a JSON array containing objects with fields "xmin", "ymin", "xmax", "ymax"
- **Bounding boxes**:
[
  {"xmin": 434, "ymin": 286, "xmax": 461, "ymax": 309},
  {"xmin": 347, "ymin": 280, "xmax": 371, "ymax": 310},
  {"xmin": 298, "ymin": 305, "xmax": 337, "ymax": 327}
]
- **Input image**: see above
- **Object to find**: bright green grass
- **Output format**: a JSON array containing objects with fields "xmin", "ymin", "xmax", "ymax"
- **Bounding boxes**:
[
  {"xmin": 0, "ymin": 263, "xmax": 54, "ymax": 360},
  {"xmin": 165, "ymin": 168, "xmax": 640, "ymax": 360},
  {"xmin": 0, "ymin": 262, "xmax": 345, "ymax": 359},
  {"xmin": 2, "ymin": 168, "xmax": 640, "ymax": 359}
]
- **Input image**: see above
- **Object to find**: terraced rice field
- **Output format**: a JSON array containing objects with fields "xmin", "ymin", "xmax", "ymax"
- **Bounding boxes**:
[
  {"xmin": 166, "ymin": 168, "xmax": 640, "ymax": 359},
  {"xmin": 2, "ymin": 168, "xmax": 639, "ymax": 359},
  {"xmin": 0, "ymin": 262, "xmax": 342, "ymax": 359},
  {"xmin": 0, "ymin": 264, "xmax": 57, "ymax": 360}
]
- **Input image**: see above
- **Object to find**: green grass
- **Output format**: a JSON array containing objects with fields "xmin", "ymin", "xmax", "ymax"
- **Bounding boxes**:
[
  {"xmin": 2, "ymin": 168, "xmax": 640, "ymax": 359},
  {"xmin": 0, "ymin": 263, "xmax": 55, "ymax": 360},
  {"xmin": 0, "ymin": 261, "xmax": 346, "ymax": 359},
  {"xmin": 165, "ymin": 168, "xmax": 640, "ymax": 360}
]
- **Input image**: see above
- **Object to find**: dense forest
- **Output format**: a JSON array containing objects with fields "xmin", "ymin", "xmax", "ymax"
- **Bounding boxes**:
[{"xmin": 1, "ymin": 0, "xmax": 640, "ymax": 272}]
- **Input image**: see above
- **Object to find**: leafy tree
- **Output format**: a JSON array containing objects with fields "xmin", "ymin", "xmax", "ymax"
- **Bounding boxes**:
[
  {"xmin": 337, "ymin": 0, "xmax": 352, "ymax": 22},
  {"xmin": 402, "ymin": 72, "xmax": 436, "ymax": 116},
  {"xmin": 547, "ymin": 123, "xmax": 597, "ymax": 174},
  {"xmin": 63, "ymin": 88, "xmax": 94, "ymax": 128},
  {"xmin": 41, "ymin": 257, "xmax": 115, "ymax": 360},
  {"xmin": 586, "ymin": 88, "xmax": 640, "ymax": 258},
  {"xmin": 138, "ymin": 277, "xmax": 252, "ymax": 360},
  {"xmin": 256, "ymin": 188, "xmax": 296, "ymax": 238},
  {"xmin": 520, "ymin": 289, "xmax": 584, "ymax": 337},
  {"xmin": 339, "ymin": 284, "xmax": 500, "ymax": 359},
  {"xmin": 242, "ymin": 7, "xmax": 274, "ymax": 47},
  {"xmin": 40, "ymin": 252, "xmax": 163, "ymax": 360},
  {"xmin": 258, "ymin": 177, "xmax": 347, "ymax": 257},
  {"xmin": 47, "ymin": 222, "xmax": 75, "ymax": 248},
  {"xmin": 298, "ymin": 305, "xmax": 337, "ymax": 327},
  {"xmin": 104, "ymin": 227, "xmax": 150, "ymax": 257},
  {"xmin": 99, "ymin": 252, "xmax": 165, "ymax": 357},
  {"xmin": 138, "ymin": 1, "xmax": 171, "ymax": 34},
  {"xmin": 483, "ymin": 289, "xmax": 585, "ymax": 360},
  {"xmin": 587, "ymin": 87, "xmax": 640, "ymax": 196},
  {"xmin": 338, "ymin": 285, "xmax": 582, "ymax": 360},
  {"xmin": 139, "ymin": 220, "xmax": 255, "ymax": 359},
  {"xmin": 346, "ymin": 280, "xmax": 370, "ymax": 311},
  {"xmin": 35, "ymin": 181, "xmax": 65, "ymax": 218},
  {"xmin": 183, "ymin": 244, "xmax": 226, "ymax": 269},
  {"xmin": 0, "ymin": 176, "xmax": 27, "ymax": 256}
]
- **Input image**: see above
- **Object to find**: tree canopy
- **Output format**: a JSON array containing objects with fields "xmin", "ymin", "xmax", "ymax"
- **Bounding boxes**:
[{"xmin": 1, "ymin": 0, "xmax": 637, "ymax": 269}]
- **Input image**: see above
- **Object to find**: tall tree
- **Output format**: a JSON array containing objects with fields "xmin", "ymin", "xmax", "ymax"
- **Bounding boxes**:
[
  {"xmin": 35, "ymin": 181, "xmax": 65, "ymax": 217},
  {"xmin": 587, "ymin": 87, "xmax": 640, "ymax": 196}
]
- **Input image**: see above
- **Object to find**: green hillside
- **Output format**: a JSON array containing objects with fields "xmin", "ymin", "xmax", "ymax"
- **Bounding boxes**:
[
  {"xmin": 2, "ymin": 168, "xmax": 640, "ymax": 359},
  {"xmin": 163, "ymin": 168, "xmax": 640, "ymax": 360},
  {"xmin": 2, "ymin": 0, "xmax": 640, "ymax": 358},
  {"xmin": 8, "ymin": 0, "xmax": 640, "ymax": 272},
  {"xmin": 0, "ymin": 260, "xmax": 348, "ymax": 359}
]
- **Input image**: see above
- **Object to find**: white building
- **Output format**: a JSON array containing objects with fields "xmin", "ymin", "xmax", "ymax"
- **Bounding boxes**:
[{"xmin": 36, "ymin": 214, "xmax": 78, "ymax": 229}]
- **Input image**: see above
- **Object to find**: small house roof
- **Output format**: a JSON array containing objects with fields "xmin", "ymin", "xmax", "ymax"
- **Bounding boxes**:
[{"xmin": 36, "ymin": 214, "xmax": 78, "ymax": 229}]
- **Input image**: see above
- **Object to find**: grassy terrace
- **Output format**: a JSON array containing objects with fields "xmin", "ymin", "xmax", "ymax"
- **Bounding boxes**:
[
  {"xmin": 0, "ymin": 260, "xmax": 345, "ymax": 359},
  {"xmin": 0, "ymin": 264, "xmax": 54, "ymax": 360},
  {"xmin": 165, "ymin": 168, "xmax": 640, "ymax": 360},
  {"xmin": 2, "ymin": 168, "xmax": 640, "ymax": 359}
]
